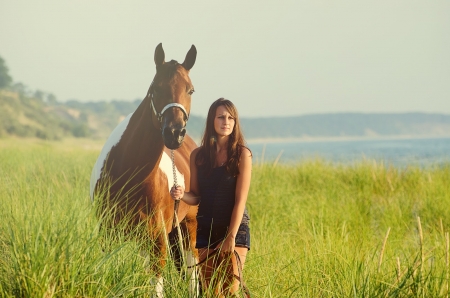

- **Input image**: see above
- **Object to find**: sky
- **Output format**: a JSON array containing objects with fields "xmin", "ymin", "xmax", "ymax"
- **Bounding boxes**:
[{"xmin": 1, "ymin": 0, "xmax": 449, "ymax": 117}]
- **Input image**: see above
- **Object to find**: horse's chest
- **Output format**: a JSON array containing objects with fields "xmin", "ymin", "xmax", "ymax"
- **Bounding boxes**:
[{"xmin": 156, "ymin": 151, "xmax": 185, "ymax": 192}]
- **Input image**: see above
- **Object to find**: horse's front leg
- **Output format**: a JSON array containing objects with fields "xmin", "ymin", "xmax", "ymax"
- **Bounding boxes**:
[
  {"xmin": 167, "ymin": 207, "xmax": 199, "ymax": 297},
  {"xmin": 140, "ymin": 238, "xmax": 165, "ymax": 298},
  {"xmin": 142, "ymin": 210, "xmax": 170, "ymax": 298},
  {"xmin": 184, "ymin": 206, "xmax": 200, "ymax": 297}
]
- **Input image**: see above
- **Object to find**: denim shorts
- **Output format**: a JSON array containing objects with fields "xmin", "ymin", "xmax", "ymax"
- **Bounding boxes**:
[{"xmin": 196, "ymin": 222, "xmax": 251, "ymax": 250}]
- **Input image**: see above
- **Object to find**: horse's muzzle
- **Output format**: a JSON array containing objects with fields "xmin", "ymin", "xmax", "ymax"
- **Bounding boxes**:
[{"xmin": 162, "ymin": 126, "xmax": 186, "ymax": 149}]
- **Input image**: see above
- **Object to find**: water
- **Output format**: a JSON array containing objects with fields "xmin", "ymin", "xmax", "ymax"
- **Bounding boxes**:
[{"xmin": 248, "ymin": 137, "xmax": 450, "ymax": 167}]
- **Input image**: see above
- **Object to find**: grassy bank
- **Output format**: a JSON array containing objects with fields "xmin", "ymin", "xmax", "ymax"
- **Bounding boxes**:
[{"xmin": 1, "ymin": 139, "xmax": 450, "ymax": 297}]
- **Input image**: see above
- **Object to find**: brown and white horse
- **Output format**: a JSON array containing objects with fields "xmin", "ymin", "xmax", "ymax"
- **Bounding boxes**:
[{"xmin": 90, "ymin": 43, "xmax": 198, "ymax": 297}]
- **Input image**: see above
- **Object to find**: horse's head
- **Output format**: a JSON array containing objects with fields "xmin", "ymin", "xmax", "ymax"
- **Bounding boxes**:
[{"xmin": 147, "ymin": 43, "xmax": 197, "ymax": 150}]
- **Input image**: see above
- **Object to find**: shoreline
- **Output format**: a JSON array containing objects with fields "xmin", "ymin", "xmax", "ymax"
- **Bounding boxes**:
[{"xmin": 247, "ymin": 134, "xmax": 450, "ymax": 144}]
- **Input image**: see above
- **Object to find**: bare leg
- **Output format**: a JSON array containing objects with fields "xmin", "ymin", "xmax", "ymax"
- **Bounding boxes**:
[
  {"xmin": 225, "ymin": 247, "xmax": 248, "ymax": 295},
  {"xmin": 197, "ymin": 247, "xmax": 216, "ymax": 295},
  {"xmin": 198, "ymin": 247, "xmax": 248, "ymax": 297},
  {"xmin": 234, "ymin": 247, "xmax": 248, "ymax": 271}
]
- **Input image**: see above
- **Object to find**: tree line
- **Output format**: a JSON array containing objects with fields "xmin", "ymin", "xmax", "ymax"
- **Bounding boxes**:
[
  {"xmin": 0, "ymin": 55, "xmax": 92, "ymax": 139},
  {"xmin": 2, "ymin": 55, "xmax": 450, "ymax": 141}
]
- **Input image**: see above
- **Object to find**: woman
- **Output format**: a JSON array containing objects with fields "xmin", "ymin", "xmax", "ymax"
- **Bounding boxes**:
[{"xmin": 170, "ymin": 98, "xmax": 252, "ymax": 296}]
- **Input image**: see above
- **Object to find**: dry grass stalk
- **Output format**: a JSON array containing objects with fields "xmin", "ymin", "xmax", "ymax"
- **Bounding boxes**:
[
  {"xmin": 386, "ymin": 175, "xmax": 394, "ymax": 192},
  {"xmin": 417, "ymin": 216, "xmax": 423, "ymax": 247},
  {"xmin": 378, "ymin": 227, "xmax": 391, "ymax": 273},
  {"xmin": 417, "ymin": 217, "xmax": 424, "ymax": 264},
  {"xmin": 396, "ymin": 257, "xmax": 401, "ymax": 281},
  {"xmin": 272, "ymin": 150, "xmax": 284, "ymax": 168},
  {"xmin": 260, "ymin": 144, "xmax": 266, "ymax": 167},
  {"xmin": 416, "ymin": 215, "xmax": 424, "ymax": 292},
  {"xmin": 446, "ymin": 232, "xmax": 449, "ymax": 268},
  {"xmin": 446, "ymin": 232, "xmax": 449, "ymax": 297}
]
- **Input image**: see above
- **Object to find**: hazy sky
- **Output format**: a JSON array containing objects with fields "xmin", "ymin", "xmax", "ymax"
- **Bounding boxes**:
[{"xmin": 1, "ymin": 0, "xmax": 449, "ymax": 117}]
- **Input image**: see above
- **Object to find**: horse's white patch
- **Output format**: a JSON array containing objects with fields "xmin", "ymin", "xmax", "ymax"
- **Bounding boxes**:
[
  {"xmin": 90, "ymin": 113, "xmax": 133, "ymax": 200},
  {"xmin": 159, "ymin": 151, "xmax": 185, "ymax": 191},
  {"xmin": 150, "ymin": 276, "xmax": 164, "ymax": 298},
  {"xmin": 90, "ymin": 112, "xmax": 186, "ymax": 200},
  {"xmin": 186, "ymin": 251, "xmax": 200, "ymax": 297}
]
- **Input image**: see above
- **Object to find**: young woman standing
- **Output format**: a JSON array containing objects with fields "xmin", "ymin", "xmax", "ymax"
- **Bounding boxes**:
[{"xmin": 170, "ymin": 98, "xmax": 252, "ymax": 296}]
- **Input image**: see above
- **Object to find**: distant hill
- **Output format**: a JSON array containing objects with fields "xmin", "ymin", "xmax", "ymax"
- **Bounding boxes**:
[
  {"xmin": 0, "ymin": 90, "xmax": 90, "ymax": 140},
  {"xmin": 61, "ymin": 98, "xmax": 206, "ymax": 140},
  {"xmin": 241, "ymin": 113, "xmax": 450, "ymax": 141},
  {"xmin": 0, "ymin": 90, "xmax": 205, "ymax": 140},
  {"xmin": 1, "ymin": 90, "xmax": 450, "ymax": 141}
]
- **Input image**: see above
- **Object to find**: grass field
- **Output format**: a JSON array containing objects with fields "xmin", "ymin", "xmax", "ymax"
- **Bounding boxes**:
[{"xmin": 1, "ymin": 138, "xmax": 450, "ymax": 297}]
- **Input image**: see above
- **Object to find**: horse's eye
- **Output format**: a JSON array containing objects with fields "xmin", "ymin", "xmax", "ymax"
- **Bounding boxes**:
[{"xmin": 188, "ymin": 88, "xmax": 195, "ymax": 95}]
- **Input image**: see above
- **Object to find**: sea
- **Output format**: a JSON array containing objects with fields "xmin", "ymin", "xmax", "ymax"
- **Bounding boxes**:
[{"xmin": 247, "ymin": 137, "xmax": 450, "ymax": 167}]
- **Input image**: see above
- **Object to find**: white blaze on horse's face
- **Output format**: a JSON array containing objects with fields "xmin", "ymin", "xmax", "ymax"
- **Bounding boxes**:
[{"xmin": 152, "ymin": 43, "xmax": 197, "ymax": 150}]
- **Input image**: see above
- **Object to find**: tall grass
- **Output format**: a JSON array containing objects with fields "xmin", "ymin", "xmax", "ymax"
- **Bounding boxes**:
[
  {"xmin": 249, "ymin": 159, "xmax": 450, "ymax": 297},
  {"xmin": 1, "ymin": 139, "xmax": 450, "ymax": 297}
]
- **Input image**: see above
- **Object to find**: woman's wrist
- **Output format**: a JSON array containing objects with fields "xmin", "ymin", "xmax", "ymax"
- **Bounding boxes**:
[{"xmin": 226, "ymin": 233, "xmax": 236, "ymax": 239}]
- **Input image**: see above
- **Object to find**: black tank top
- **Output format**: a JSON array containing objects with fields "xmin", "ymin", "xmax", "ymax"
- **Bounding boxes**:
[{"xmin": 197, "ymin": 165, "xmax": 249, "ymax": 229}]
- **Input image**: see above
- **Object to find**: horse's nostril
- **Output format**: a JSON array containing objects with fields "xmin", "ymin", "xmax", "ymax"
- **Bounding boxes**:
[
  {"xmin": 163, "ymin": 127, "xmax": 174, "ymax": 139},
  {"xmin": 174, "ymin": 128, "xmax": 185, "ymax": 139},
  {"xmin": 162, "ymin": 126, "xmax": 186, "ymax": 147}
]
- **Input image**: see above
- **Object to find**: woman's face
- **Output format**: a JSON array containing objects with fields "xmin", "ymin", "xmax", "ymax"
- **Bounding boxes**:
[{"xmin": 214, "ymin": 105, "xmax": 235, "ymax": 138}]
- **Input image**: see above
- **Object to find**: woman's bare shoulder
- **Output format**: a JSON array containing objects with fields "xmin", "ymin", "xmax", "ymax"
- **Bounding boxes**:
[{"xmin": 240, "ymin": 146, "xmax": 252, "ymax": 158}]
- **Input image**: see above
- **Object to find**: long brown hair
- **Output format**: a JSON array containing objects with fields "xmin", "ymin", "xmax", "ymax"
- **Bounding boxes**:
[{"xmin": 196, "ymin": 98, "xmax": 250, "ymax": 176}]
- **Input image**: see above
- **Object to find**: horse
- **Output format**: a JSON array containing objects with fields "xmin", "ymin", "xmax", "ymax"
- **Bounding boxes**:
[{"xmin": 90, "ymin": 43, "xmax": 198, "ymax": 297}]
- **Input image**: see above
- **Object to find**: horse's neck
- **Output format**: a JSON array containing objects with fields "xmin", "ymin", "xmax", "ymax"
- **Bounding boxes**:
[{"xmin": 112, "ymin": 100, "xmax": 164, "ymax": 177}]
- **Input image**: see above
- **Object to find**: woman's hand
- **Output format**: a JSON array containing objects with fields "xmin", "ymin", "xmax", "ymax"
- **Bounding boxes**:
[
  {"xmin": 217, "ymin": 233, "xmax": 235, "ymax": 254},
  {"xmin": 170, "ymin": 187, "xmax": 201, "ymax": 206},
  {"xmin": 170, "ymin": 185, "xmax": 185, "ymax": 201}
]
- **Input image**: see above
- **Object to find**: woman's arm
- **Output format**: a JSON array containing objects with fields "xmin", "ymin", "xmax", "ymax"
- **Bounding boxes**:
[
  {"xmin": 220, "ymin": 147, "xmax": 252, "ymax": 252},
  {"xmin": 170, "ymin": 147, "xmax": 201, "ymax": 206}
]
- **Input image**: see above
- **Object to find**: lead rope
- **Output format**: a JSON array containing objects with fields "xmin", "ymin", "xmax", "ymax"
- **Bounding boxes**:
[
  {"xmin": 234, "ymin": 251, "xmax": 251, "ymax": 297},
  {"xmin": 170, "ymin": 149, "xmax": 187, "ymax": 270},
  {"xmin": 171, "ymin": 149, "xmax": 179, "ymax": 228}
]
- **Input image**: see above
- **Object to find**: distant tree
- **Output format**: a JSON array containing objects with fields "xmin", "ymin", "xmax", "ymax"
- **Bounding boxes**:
[
  {"xmin": 34, "ymin": 90, "xmax": 45, "ymax": 101},
  {"xmin": 12, "ymin": 82, "xmax": 29, "ymax": 95},
  {"xmin": 47, "ymin": 93, "xmax": 57, "ymax": 105},
  {"xmin": 0, "ymin": 56, "xmax": 13, "ymax": 88},
  {"xmin": 71, "ymin": 123, "xmax": 90, "ymax": 137},
  {"xmin": 79, "ymin": 111, "xmax": 89, "ymax": 122}
]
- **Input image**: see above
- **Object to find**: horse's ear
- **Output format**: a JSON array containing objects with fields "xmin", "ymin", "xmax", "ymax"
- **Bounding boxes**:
[
  {"xmin": 182, "ymin": 45, "xmax": 197, "ymax": 71},
  {"xmin": 154, "ymin": 43, "xmax": 165, "ymax": 68}
]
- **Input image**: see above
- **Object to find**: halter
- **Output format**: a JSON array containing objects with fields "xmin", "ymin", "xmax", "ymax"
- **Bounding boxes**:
[
  {"xmin": 148, "ymin": 81, "xmax": 190, "ymax": 126},
  {"xmin": 151, "ymin": 100, "xmax": 189, "ymax": 124}
]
